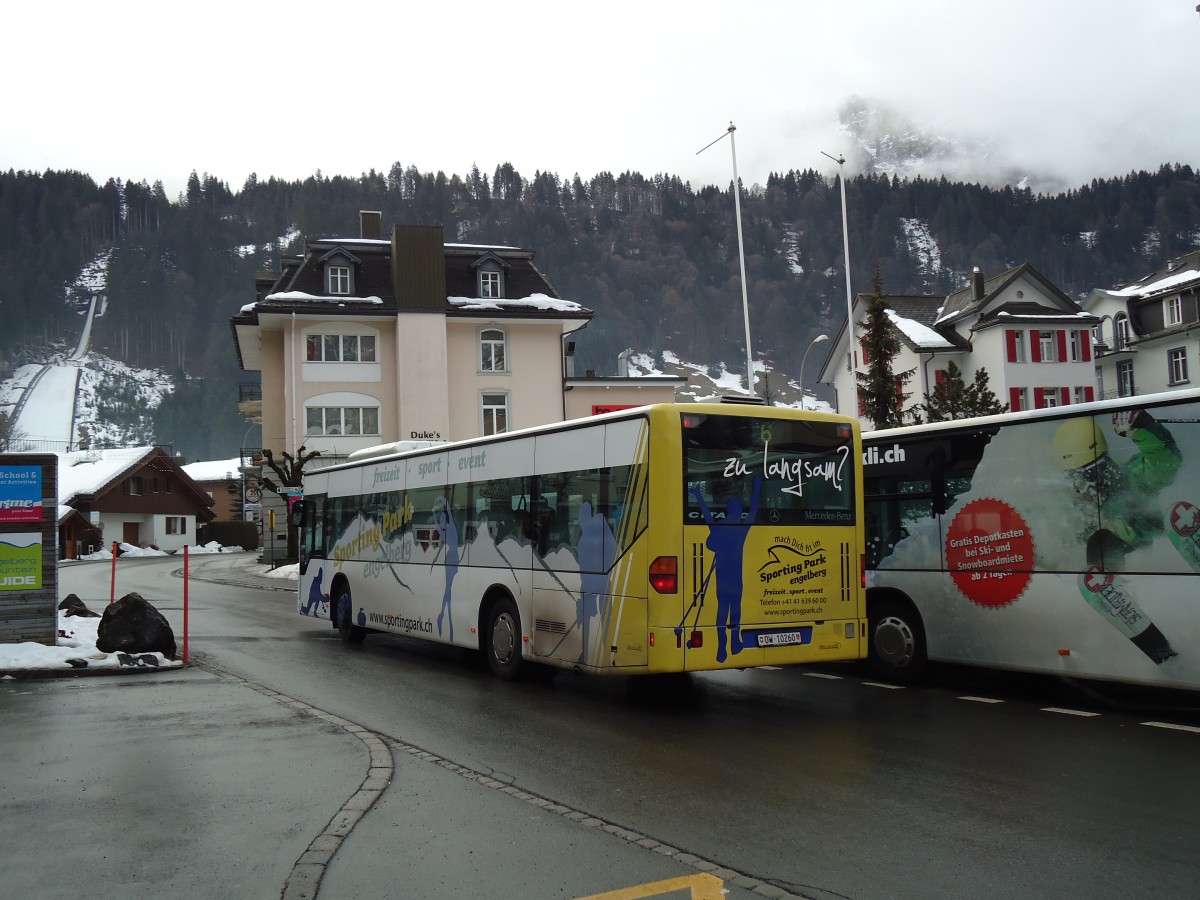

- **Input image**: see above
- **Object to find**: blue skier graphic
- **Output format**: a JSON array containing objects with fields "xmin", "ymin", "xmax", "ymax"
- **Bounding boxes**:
[
  {"xmin": 689, "ymin": 477, "xmax": 762, "ymax": 662},
  {"xmin": 432, "ymin": 496, "xmax": 459, "ymax": 640},
  {"xmin": 301, "ymin": 566, "xmax": 328, "ymax": 616},
  {"xmin": 576, "ymin": 501, "xmax": 615, "ymax": 664}
]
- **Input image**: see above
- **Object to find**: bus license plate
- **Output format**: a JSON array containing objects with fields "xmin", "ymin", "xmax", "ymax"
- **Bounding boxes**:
[{"xmin": 758, "ymin": 631, "xmax": 806, "ymax": 647}]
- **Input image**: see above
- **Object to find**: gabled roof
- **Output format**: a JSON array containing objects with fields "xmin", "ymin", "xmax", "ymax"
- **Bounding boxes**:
[
  {"xmin": 937, "ymin": 262, "xmax": 1082, "ymax": 329},
  {"xmin": 1105, "ymin": 249, "xmax": 1200, "ymax": 300},
  {"xmin": 57, "ymin": 446, "xmax": 215, "ymax": 520}
]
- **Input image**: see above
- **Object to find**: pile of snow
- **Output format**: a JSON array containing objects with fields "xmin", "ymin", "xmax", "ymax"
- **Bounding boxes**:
[
  {"xmin": 75, "ymin": 541, "xmax": 242, "ymax": 561},
  {"xmin": 0, "ymin": 609, "xmax": 181, "ymax": 673}
]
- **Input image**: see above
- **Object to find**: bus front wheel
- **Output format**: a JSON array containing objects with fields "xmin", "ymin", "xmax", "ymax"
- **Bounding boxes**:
[
  {"xmin": 335, "ymin": 584, "xmax": 367, "ymax": 644},
  {"xmin": 869, "ymin": 596, "xmax": 927, "ymax": 683},
  {"xmin": 484, "ymin": 596, "xmax": 524, "ymax": 680}
]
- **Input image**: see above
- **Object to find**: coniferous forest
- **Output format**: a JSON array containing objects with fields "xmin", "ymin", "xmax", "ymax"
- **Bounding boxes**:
[{"xmin": 1, "ymin": 161, "xmax": 1198, "ymax": 460}]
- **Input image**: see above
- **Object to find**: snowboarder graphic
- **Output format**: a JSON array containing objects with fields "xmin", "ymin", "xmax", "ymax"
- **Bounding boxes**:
[
  {"xmin": 301, "ymin": 566, "xmax": 328, "ymax": 616},
  {"xmin": 689, "ymin": 476, "xmax": 762, "ymax": 663},
  {"xmin": 576, "ymin": 501, "xmax": 615, "ymax": 665},
  {"xmin": 432, "ymin": 496, "xmax": 459, "ymax": 641},
  {"xmin": 1053, "ymin": 408, "xmax": 1182, "ymax": 663}
]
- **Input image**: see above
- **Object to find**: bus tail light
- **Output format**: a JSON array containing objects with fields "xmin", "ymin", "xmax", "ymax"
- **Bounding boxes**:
[
  {"xmin": 649, "ymin": 556, "xmax": 677, "ymax": 593},
  {"xmin": 860, "ymin": 554, "xmax": 867, "ymax": 589}
]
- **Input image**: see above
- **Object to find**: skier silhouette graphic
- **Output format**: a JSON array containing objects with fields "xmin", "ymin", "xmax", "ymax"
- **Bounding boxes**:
[
  {"xmin": 301, "ymin": 566, "xmax": 327, "ymax": 615},
  {"xmin": 432, "ymin": 496, "xmax": 459, "ymax": 640},
  {"xmin": 689, "ymin": 476, "xmax": 762, "ymax": 663},
  {"xmin": 576, "ymin": 501, "xmax": 615, "ymax": 664}
]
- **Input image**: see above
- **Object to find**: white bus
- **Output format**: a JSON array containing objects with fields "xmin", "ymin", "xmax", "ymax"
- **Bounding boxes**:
[
  {"xmin": 862, "ymin": 387, "xmax": 1200, "ymax": 690},
  {"xmin": 293, "ymin": 402, "xmax": 868, "ymax": 679}
]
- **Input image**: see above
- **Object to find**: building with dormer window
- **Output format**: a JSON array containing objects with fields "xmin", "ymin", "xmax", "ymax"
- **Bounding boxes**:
[
  {"xmin": 231, "ymin": 213, "xmax": 682, "ymax": 465},
  {"xmin": 818, "ymin": 262, "xmax": 1099, "ymax": 423},
  {"xmin": 1083, "ymin": 250, "xmax": 1200, "ymax": 399}
]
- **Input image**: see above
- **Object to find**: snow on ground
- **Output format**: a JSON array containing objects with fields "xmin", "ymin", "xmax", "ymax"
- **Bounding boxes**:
[{"xmin": 0, "ymin": 549, "xmax": 297, "ymax": 673}]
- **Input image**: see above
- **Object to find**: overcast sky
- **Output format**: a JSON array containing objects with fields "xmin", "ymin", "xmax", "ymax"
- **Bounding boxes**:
[{"xmin": 6, "ymin": 1, "xmax": 1198, "ymax": 199}]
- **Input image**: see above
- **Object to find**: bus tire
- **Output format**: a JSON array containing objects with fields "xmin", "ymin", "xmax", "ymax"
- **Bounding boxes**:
[
  {"xmin": 484, "ymin": 596, "xmax": 524, "ymax": 680},
  {"xmin": 335, "ymin": 582, "xmax": 367, "ymax": 644},
  {"xmin": 869, "ymin": 595, "xmax": 927, "ymax": 683}
]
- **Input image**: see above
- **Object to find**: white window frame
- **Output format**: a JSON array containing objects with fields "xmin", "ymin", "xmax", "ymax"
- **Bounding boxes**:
[
  {"xmin": 1040, "ymin": 388, "xmax": 1059, "ymax": 408},
  {"xmin": 328, "ymin": 265, "xmax": 351, "ymax": 295},
  {"xmin": 1114, "ymin": 314, "xmax": 1130, "ymax": 350},
  {"xmin": 306, "ymin": 333, "xmax": 376, "ymax": 363},
  {"xmin": 480, "ymin": 269, "xmax": 501, "ymax": 298},
  {"xmin": 1013, "ymin": 333, "xmax": 1026, "ymax": 363},
  {"xmin": 1165, "ymin": 295, "xmax": 1183, "ymax": 327},
  {"xmin": 1069, "ymin": 331, "xmax": 1082, "ymax": 362},
  {"xmin": 1038, "ymin": 331, "xmax": 1057, "ymax": 362},
  {"xmin": 305, "ymin": 405, "xmax": 381, "ymax": 437},
  {"xmin": 1073, "ymin": 386, "xmax": 1089, "ymax": 404},
  {"xmin": 481, "ymin": 392, "xmax": 510, "ymax": 436},
  {"xmin": 1117, "ymin": 360, "xmax": 1135, "ymax": 398},
  {"xmin": 1015, "ymin": 387, "xmax": 1029, "ymax": 411},
  {"xmin": 1169, "ymin": 347, "xmax": 1188, "ymax": 385},
  {"xmin": 479, "ymin": 327, "xmax": 508, "ymax": 373}
]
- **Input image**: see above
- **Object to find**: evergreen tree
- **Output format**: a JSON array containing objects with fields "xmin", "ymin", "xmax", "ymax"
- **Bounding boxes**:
[
  {"xmin": 911, "ymin": 359, "xmax": 1008, "ymax": 423},
  {"xmin": 855, "ymin": 268, "xmax": 913, "ymax": 429}
]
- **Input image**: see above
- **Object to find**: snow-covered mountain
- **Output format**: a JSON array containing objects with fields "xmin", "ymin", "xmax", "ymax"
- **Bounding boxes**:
[{"xmin": 836, "ymin": 95, "xmax": 1065, "ymax": 195}]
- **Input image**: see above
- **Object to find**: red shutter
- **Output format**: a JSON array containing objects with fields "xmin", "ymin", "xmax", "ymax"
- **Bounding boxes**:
[
  {"xmin": 1033, "ymin": 389, "xmax": 1046, "ymax": 409},
  {"xmin": 1006, "ymin": 330, "xmax": 1018, "ymax": 362},
  {"xmin": 1030, "ymin": 332, "xmax": 1042, "ymax": 363},
  {"xmin": 1057, "ymin": 331, "xmax": 1068, "ymax": 363},
  {"xmin": 861, "ymin": 337, "xmax": 870, "ymax": 365},
  {"xmin": 1060, "ymin": 387, "xmax": 1070, "ymax": 406},
  {"xmin": 1085, "ymin": 386, "xmax": 1095, "ymax": 403},
  {"xmin": 1080, "ymin": 330, "xmax": 1092, "ymax": 363},
  {"xmin": 935, "ymin": 369, "xmax": 946, "ymax": 384},
  {"xmin": 1009, "ymin": 388, "xmax": 1022, "ymax": 411}
]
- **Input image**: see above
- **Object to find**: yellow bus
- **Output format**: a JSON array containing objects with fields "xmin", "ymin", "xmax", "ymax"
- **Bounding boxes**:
[{"xmin": 294, "ymin": 402, "xmax": 867, "ymax": 679}]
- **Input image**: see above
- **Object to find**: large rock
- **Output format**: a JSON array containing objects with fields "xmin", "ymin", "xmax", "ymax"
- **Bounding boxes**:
[
  {"xmin": 96, "ymin": 592, "xmax": 177, "ymax": 657},
  {"xmin": 58, "ymin": 594, "xmax": 100, "ymax": 618}
]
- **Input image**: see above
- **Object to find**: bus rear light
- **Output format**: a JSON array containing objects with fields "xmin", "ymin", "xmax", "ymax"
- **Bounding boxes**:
[
  {"xmin": 1058, "ymin": 648, "xmax": 1071, "ymax": 656},
  {"xmin": 845, "ymin": 623, "xmax": 855, "ymax": 639},
  {"xmin": 860, "ymin": 554, "xmax": 866, "ymax": 589},
  {"xmin": 689, "ymin": 630, "xmax": 703, "ymax": 648},
  {"xmin": 650, "ymin": 632, "xmax": 656, "ymax": 648},
  {"xmin": 649, "ymin": 556, "xmax": 678, "ymax": 593}
]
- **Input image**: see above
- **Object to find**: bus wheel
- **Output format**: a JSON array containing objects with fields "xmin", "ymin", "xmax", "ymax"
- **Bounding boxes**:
[
  {"xmin": 869, "ymin": 597, "xmax": 927, "ymax": 682},
  {"xmin": 335, "ymin": 584, "xmax": 366, "ymax": 644},
  {"xmin": 484, "ymin": 597, "xmax": 524, "ymax": 680}
]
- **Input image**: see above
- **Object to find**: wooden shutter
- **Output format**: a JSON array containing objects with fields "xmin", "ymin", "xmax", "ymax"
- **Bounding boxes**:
[
  {"xmin": 1080, "ymin": 330, "xmax": 1092, "ymax": 363},
  {"xmin": 1056, "ymin": 331, "xmax": 1068, "ymax": 363},
  {"xmin": 1060, "ymin": 387, "xmax": 1070, "ymax": 406},
  {"xmin": 1033, "ymin": 389, "xmax": 1046, "ymax": 409},
  {"xmin": 1085, "ymin": 386, "xmax": 1095, "ymax": 403},
  {"xmin": 1030, "ymin": 332, "xmax": 1042, "ymax": 363},
  {"xmin": 1006, "ymin": 330, "xmax": 1019, "ymax": 362},
  {"xmin": 1009, "ymin": 387, "xmax": 1022, "ymax": 411}
]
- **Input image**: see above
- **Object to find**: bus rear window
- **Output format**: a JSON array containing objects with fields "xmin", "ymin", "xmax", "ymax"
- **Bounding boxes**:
[{"xmin": 683, "ymin": 413, "xmax": 855, "ymax": 525}]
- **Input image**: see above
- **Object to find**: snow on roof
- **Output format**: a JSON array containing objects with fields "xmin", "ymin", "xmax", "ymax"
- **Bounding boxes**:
[
  {"xmin": 57, "ymin": 447, "xmax": 156, "ymax": 504},
  {"xmin": 994, "ymin": 311, "xmax": 1092, "ymax": 319},
  {"xmin": 1106, "ymin": 267, "xmax": 1200, "ymax": 298},
  {"xmin": 181, "ymin": 457, "xmax": 242, "ymax": 482},
  {"xmin": 448, "ymin": 293, "xmax": 585, "ymax": 313},
  {"xmin": 263, "ymin": 291, "xmax": 384, "ymax": 304},
  {"xmin": 886, "ymin": 309, "xmax": 954, "ymax": 348}
]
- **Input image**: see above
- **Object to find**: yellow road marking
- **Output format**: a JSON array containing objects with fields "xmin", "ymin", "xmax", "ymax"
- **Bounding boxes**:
[{"xmin": 575, "ymin": 872, "xmax": 725, "ymax": 900}]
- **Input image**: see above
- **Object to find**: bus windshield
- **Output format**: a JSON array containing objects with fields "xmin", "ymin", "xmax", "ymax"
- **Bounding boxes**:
[{"xmin": 682, "ymin": 412, "xmax": 856, "ymax": 525}]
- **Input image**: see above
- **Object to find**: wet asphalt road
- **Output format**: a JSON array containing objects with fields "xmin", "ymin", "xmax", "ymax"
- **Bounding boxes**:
[{"xmin": 4, "ymin": 553, "xmax": 1200, "ymax": 899}]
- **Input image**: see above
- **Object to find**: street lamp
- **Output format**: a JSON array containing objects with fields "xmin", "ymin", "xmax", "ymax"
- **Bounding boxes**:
[
  {"xmin": 699, "ymin": 122, "xmax": 755, "ymax": 395},
  {"xmin": 800, "ymin": 334, "xmax": 829, "ymax": 409},
  {"xmin": 822, "ymin": 151, "xmax": 855, "ymax": 384}
]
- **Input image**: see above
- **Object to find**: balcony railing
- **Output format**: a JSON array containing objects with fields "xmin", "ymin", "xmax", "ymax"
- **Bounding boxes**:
[{"xmin": 238, "ymin": 383, "xmax": 262, "ymax": 403}]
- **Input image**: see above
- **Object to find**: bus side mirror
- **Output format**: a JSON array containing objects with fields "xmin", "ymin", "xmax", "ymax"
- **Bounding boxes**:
[{"xmin": 289, "ymin": 505, "xmax": 306, "ymax": 528}]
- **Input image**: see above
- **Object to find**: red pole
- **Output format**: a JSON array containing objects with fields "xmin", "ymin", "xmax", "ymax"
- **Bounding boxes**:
[
  {"xmin": 183, "ymin": 545, "xmax": 190, "ymax": 665},
  {"xmin": 110, "ymin": 541, "xmax": 118, "ymax": 603}
]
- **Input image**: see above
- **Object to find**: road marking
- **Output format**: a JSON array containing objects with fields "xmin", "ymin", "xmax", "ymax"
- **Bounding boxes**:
[
  {"xmin": 1142, "ymin": 721, "xmax": 1200, "ymax": 733},
  {"xmin": 575, "ymin": 873, "xmax": 724, "ymax": 900},
  {"xmin": 804, "ymin": 671, "xmax": 843, "ymax": 680},
  {"xmin": 862, "ymin": 681, "xmax": 905, "ymax": 690},
  {"xmin": 1041, "ymin": 707, "xmax": 1100, "ymax": 717},
  {"xmin": 960, "ymin": 696, "xmax": 1005, "ymax": 704}
]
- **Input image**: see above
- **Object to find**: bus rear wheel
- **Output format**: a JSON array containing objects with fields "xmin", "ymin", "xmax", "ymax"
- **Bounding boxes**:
[
  {"xmin": 484, "ymin": 596, "xmax": 524, "ymax": 680},
  {"xmin": 335, "ymin": 584, "xmax": 367, "ymax": 644},
  {"xmin": 869, "ymin": 596, "xmax": 927, "ymax": 683}
]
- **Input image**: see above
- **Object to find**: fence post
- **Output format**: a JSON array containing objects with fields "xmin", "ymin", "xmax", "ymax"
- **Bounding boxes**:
[
  {"xmin": 110, "ymin": 541, "xmax": 118, "ymax": 603},
  {"xmin": 183, "ymin": 546, "xmax": 189, "ymax": 665}
]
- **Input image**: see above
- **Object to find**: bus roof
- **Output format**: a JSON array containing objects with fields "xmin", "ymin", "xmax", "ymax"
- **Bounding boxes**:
[{"xmin": 865, "ymin": 386, "xmax": 1200, "ymax": 441}]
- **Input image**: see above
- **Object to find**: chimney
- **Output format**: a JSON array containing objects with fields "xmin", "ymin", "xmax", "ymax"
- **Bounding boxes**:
[
  {"xmin": 971, "ymin": 266, "xmax": 985, "ymax": 301},
  {"xmin": 360, "ymin": 210, "xmax": 382, "ymax": 240}
]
